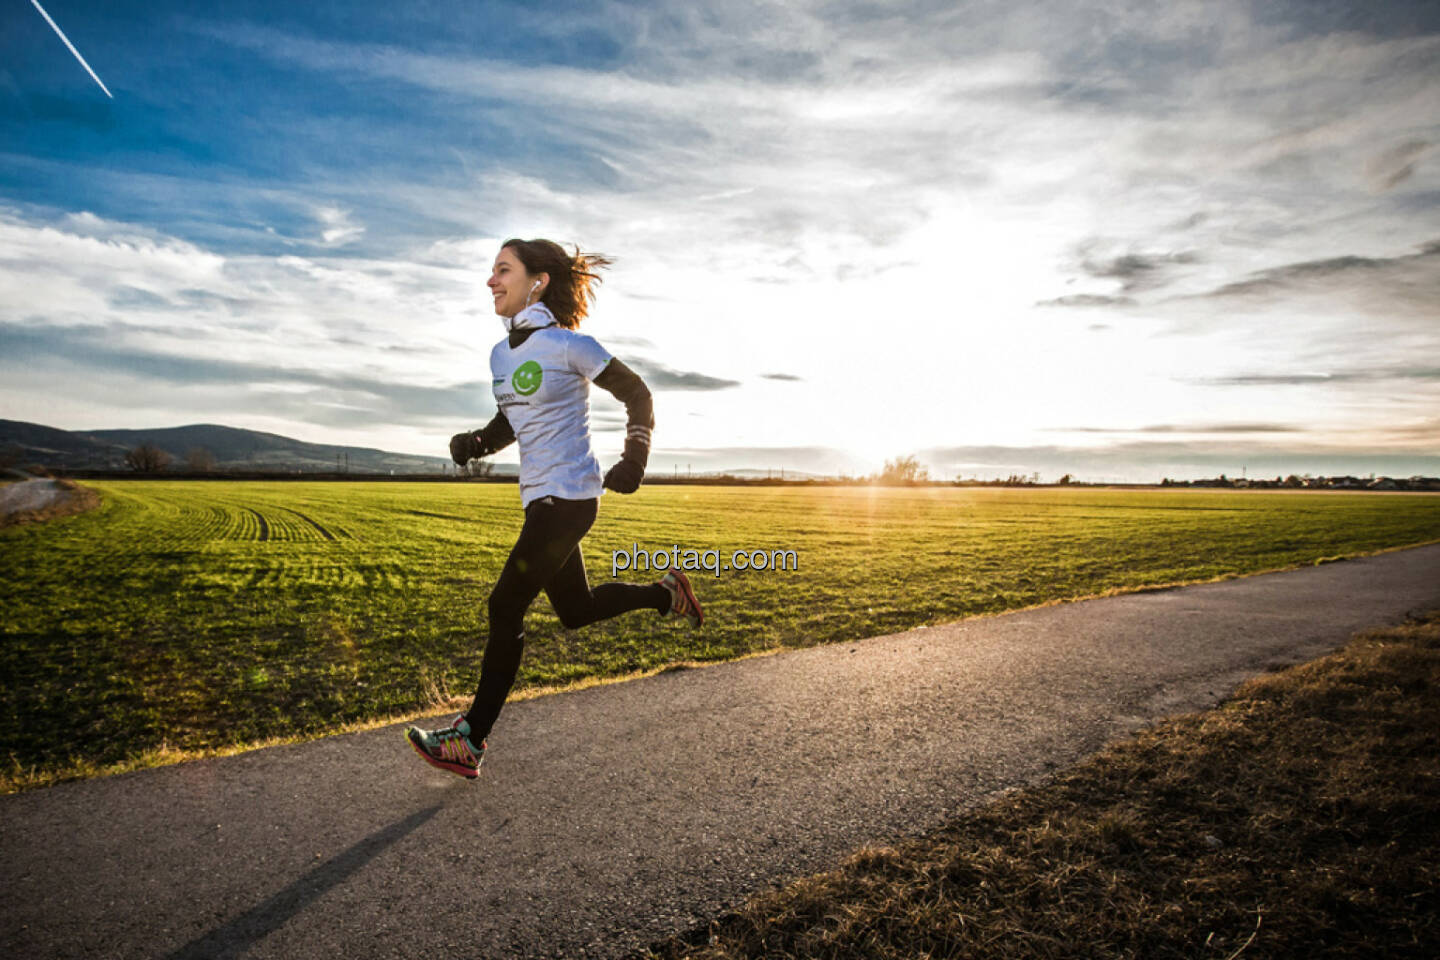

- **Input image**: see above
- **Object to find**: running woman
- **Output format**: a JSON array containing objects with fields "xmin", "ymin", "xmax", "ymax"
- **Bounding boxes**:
[{"xmin": 406, "ymin": 238, "xmax": 703, "ymax": 780}]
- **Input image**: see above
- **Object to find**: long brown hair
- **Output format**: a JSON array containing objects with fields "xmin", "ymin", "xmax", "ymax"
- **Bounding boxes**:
[{"xmin": 502, "ymin": 238, "xmax": 613, "ymax": 329}]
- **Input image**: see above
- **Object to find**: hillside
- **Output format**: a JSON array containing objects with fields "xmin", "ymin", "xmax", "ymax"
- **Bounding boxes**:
[
  {"xmin": 0, "ymin": 420, "xmax": 121, "ymax": 468},
  {"xmin": 0, "ymin": 419, "xmax": 469, "ymax": 474}
]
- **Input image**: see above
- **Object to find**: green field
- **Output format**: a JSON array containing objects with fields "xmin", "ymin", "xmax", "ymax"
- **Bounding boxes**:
[{"xmin": 3, "ymin": 481, "xmax": 1439, "ymax": 792}]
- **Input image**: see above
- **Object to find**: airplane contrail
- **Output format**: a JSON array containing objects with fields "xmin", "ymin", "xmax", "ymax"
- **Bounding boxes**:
[{"xmin": 30, "ymin": 0, "xmax": 113, "ymax": 99}]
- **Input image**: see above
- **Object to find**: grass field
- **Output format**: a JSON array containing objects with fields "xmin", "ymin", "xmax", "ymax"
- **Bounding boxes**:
[{"xmin": 3, "ymin": 481, "xmax": 1439, "ymax": 792}]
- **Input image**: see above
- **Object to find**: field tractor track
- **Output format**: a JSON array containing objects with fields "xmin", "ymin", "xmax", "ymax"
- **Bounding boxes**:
[
  {"xmin": 247, "ymin": 508, "xmax": 270, "ymax": 542},
  {"xmin": 283, "ymin": 507, "xmax": 338, "ymax": 541}
]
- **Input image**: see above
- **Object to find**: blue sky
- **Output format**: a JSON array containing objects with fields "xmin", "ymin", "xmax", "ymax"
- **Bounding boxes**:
[{"xmin": 2, "ymin": 0, "xmax": 1438, "ymax": 481}]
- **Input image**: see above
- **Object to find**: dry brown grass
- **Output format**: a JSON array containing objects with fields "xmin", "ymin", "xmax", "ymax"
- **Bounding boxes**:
[{"xmin": 640, "ymin": 613, "xmax": 1440, "ymax": 959}]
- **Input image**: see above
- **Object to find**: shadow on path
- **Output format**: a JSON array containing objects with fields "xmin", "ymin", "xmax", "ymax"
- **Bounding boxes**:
[{"xmin": 164, "ymin": 806, "xmax": 441, "ymax": 960}]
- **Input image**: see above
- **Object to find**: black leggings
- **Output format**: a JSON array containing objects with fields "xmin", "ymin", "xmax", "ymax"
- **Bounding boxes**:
[{"xmin": 464, "ymin": 496, "xmax": 670, "ymax": 741}]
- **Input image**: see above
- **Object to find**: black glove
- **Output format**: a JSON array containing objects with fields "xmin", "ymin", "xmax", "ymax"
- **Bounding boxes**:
[
  {"xmin": 450, "ymin": 431, "xmax": 481, "ymax": 466},
  {"xmin": 603, "ymin": 458, "xmax": 645, "ymax": 494}
]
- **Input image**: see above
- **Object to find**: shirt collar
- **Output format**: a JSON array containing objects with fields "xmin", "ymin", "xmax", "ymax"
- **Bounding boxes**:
[{"xmin": 504, "ymin": 300, "xmax": 558, "ymax": 333}]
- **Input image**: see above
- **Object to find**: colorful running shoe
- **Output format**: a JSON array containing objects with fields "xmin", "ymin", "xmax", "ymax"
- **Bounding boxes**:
[
  {"xmin": 406, "ymin": 714, "xmax": 485, "ymax": 779},
  {"xmin": 659, "ymin": 567, "xmax": 704, "ymax": 628}
]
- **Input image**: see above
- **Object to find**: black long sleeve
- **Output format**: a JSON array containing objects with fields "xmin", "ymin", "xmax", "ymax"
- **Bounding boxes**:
[
  {"xmin": 474, "ymin": 411, "xmax": 516, "ymax": 457},
  {"xmin": 593, "ymin": 358, "xmax": 653, "ymax": 468}
]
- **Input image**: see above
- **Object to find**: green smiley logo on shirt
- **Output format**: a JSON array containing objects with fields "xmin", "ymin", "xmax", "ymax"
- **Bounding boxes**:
[{"xmin": 512, "ymin": 360, "xmax": 543, "ymax": 396}]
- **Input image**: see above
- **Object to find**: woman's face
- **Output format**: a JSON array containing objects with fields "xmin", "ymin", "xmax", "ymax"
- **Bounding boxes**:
[{"xmin": 487, "ymin": 247, "xmax": 544, "ymax": 318}]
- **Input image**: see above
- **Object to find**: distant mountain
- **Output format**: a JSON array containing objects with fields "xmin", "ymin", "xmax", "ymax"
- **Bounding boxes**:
[
  {"xmin": 0, "ymin": 419, "xmax": 496, "ymax": 475},
  {"xmin": 0, "ymin": 420, "xmax": 121, "ymax": 467}
]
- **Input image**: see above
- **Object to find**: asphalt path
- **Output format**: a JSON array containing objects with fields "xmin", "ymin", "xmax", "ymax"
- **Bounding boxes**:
[
  {"xmin": 4, "ymin": 544, "xmax": 1440, "ymax": 959},
  {"xmin": 0, "ymin": 477, "xmax": 68, "ymax": 516}
]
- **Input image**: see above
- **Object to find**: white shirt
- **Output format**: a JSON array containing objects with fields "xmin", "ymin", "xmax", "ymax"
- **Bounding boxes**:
[{"xmin": 490, "ymin": 303, "xmax": 614, "ymax": 506}]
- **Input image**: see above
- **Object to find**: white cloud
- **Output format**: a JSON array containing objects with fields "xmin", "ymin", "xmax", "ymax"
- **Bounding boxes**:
[
  {"xmin": 6, "ymin": 2, "xmax": 1438, "ymax": 477},
  {"xmin": 314, "ymin": 206, "xmax": 365, "ymax": 246},
  {"xmin": 0, "ymin": 209, "xmax": 495, "ymax": 449}
]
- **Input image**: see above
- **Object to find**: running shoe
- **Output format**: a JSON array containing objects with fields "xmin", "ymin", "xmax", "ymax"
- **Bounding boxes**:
[
  {"xmin": 406, "ymin": 714, "xmax": 485, "ymax": 779},
  {"xmin": 659, "ymin": 567, "xmax": 704, "ymax": 628}
]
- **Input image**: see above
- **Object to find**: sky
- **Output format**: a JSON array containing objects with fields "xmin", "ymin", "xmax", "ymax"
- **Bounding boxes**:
[{"xmin": 1, "ymin": 0, "xmax": 1437, "ymax": 482}]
